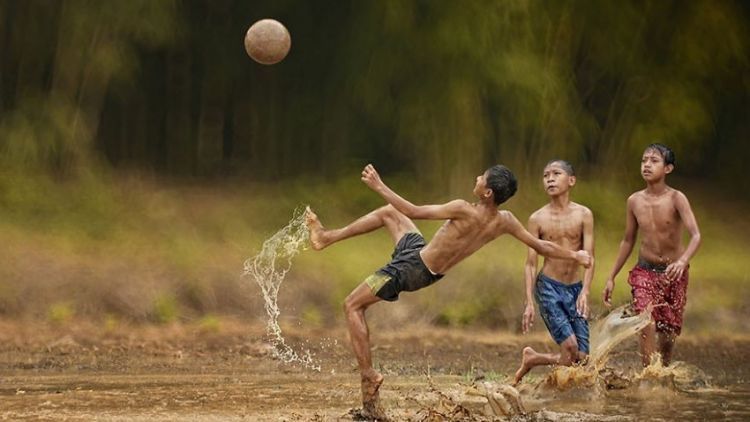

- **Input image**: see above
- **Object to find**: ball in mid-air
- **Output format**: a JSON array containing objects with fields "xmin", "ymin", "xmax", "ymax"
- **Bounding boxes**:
[{"xmin": 244, "ymin": 19, "xmax": 291, "ymax": 65}]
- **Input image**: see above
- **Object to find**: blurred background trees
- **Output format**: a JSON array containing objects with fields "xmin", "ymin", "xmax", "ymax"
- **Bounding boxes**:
[
  {"xmin": 1, "ymin": 0, "xmax": 748, "ymax": 326},
  {"xmin": 2, "ymin": 0, "xmax": 748, "ymax": 186}
]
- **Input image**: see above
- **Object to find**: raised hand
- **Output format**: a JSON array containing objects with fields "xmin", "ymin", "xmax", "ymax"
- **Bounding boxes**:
[{"xmin": 360, "ymin": 164, "xmax": 384, "ymax": 191}]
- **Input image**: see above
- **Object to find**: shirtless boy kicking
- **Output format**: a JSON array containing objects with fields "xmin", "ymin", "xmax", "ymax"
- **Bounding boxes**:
[
  {"xmin": 602, "ymin": 143, "xmax": 701, "ymax": 367},
  {"xmin": 306, "ymin": 164, "xmax": 591, "ymax": 419},
  {"xmin": 513, "ymin": 160, "xmax": 594, "ymax": 385}
]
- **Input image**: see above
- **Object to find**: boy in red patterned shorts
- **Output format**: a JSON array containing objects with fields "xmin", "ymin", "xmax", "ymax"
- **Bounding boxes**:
[{"xmin": 602, "ymin": 144, "xmax": 701, "ymax": 367}]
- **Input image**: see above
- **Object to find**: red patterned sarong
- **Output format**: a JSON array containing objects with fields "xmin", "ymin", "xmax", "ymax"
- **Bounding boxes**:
[{"xmin": 627, "ymin": 265, "xmax": 688, "ymax": 335}]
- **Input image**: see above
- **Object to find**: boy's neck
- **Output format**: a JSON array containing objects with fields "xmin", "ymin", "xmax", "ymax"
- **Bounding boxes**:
[
  {"xmin": 476, "ymin": 198, "xmax": 498, "ymax": 212},
  {"xmin": 548, "ymin": 193, "xmax": 570, "ymax": 209},
  {"xmin": 645, "ymin": 179, "xmax": 669, "ymax": 195}
]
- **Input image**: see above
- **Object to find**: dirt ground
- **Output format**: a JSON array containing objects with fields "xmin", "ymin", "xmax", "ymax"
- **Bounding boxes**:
[{"xmin": 1, "ymin": 319, "xmax": 749, "ymax": 421}]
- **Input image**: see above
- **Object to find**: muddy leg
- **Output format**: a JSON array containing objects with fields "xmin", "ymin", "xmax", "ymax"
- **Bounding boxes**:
[
  {"xmin": 512, "ymin": 347, "xmax": 559, "ymax": 385},
  {"xmin": 557, "ymin": 336, "xmax": 580, "ymax": 366},
  {"xmin": 344, "ymin": 283, "xmax": 387, "ymax": 419},
  {"xmin": 639, "ymin": 322, "xmax": 657, "ymax": 367},
  {"xmin": 657, "ymin": 330, "xmax": 676, "ymax": 367}
]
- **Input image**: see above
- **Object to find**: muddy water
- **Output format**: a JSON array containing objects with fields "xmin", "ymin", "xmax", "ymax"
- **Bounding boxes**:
[
  {"xmin": 241, "ymin": 207, "xmax": 318, "ymax": 371},
  {"xmin": 0, "ymin": 321, "xmax": 748, "ymax": 421}
]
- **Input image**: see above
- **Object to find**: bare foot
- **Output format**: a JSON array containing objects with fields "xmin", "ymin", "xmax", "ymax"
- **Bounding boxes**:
[
  {"xmin": 305, "ymin": 206, "xmax": 328, "ymax": 250},
  {"xmin": 361, "ymin": 370, "xmax": 386, "ymax": 419},
  {"xmin": 512, "ymin": 347, "xmax": 536, "ymax": 385}
]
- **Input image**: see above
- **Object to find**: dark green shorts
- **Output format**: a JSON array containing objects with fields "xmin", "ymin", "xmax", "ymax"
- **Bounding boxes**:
[{"xmin": 365, "ymin": 232, "xmax": 444, "ymax": 302}]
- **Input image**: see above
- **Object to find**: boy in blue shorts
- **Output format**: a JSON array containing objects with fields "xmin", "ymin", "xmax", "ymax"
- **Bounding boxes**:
[{"xmin": 513, "ymin": 160, "xmax": 595, "ymax": 385}]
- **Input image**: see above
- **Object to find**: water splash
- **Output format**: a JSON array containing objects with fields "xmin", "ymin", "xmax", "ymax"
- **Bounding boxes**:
[
  {"xmin": 635, "ymin": 357, "xmax": 716, "ymax": 393},
  {"xmin": 589, "ymin": 304, "xmax": 653, "ymax": 368},
  {"xmin": 538, "ymin": 304, "xmax": 653, "ymax": 391},
  {"xmin": 242, "ymin": 206, "xmax": 321, "ymax": 371}
]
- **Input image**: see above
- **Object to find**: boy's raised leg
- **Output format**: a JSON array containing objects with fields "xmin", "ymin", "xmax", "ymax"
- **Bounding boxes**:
[{"xmin": 306, "ymin": 205, "xmax": 418, "ymax": 250}]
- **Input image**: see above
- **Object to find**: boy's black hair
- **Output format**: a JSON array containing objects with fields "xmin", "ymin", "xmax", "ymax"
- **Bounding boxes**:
[
  {"xmin": 645, "ymin": 143, "xmax": 676, "ymax": 166},
  {"xmin": 487, "ymin": 165, "xmax": 518, "ymax": 206},
  {"xmin": 545, "ymin": 159, "xmax": 575, "ymax": 176}
]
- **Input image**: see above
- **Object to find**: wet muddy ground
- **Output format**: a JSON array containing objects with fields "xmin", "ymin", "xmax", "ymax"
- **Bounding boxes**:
[{"xmin": 1, "ymin": 320, "xmax": 749, "ymax": 421}]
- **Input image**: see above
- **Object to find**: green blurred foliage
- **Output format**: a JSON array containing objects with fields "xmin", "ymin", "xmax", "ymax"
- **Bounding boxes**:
[
  {"xmin": 197, "ymin": 314, "xmax": 222, "ymax": 333},
  {"xmin": 2, "ymin": 0, "xmax": 748, "ymax": 185},
  {"xmin": 152, "ymin": 293, "xmax": 180, "ymax": 324},
  {"xmin": 48, "ymin": 302, "xmax": 75, "ymax": 324}
]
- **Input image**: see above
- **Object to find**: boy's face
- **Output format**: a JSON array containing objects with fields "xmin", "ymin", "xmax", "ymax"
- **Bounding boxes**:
[
  {"xmin": 641, "ymin": 149, "xmax": 673, "ymax": 182},
  {"xmin": 542, "ymin": 162, "xmax": 575, "ymax": 197},
  {"xmin": 474, "ymin": 171, "xmax": 490, "ymax": 198}
]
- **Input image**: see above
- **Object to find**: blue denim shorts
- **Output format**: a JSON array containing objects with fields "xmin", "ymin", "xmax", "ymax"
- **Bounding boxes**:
[{"xmin": 534, "ymin": 272, "xmax": 590, "ymax": 353}]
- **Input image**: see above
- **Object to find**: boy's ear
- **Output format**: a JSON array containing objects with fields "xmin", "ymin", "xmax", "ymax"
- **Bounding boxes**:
[
  {"xmin": 485, "ymin": 188, "xmax": 493, "ymax": 199},
  {"xmin": 665, "ymin": 164, "xmax": 674, "ymax": 174}
]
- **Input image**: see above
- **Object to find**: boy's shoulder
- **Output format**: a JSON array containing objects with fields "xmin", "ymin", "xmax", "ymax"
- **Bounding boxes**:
[
  {"xmin": 627, "ymin": 189, "xmax": 647, "ymax": 204},
  {"xmin": 569, "ymin": 201, "xmax": 593, "ymax": 215},
  {"xmin": 629, "ymin": 186, "xmax": 687, "ymax": 202},
  {"xmin": 528, "ymin": 205, "xmax": 550, "ymax": 221},
  {"xmin": 497, "ymin": 209, "xmax": 515, "ymax": 221}
]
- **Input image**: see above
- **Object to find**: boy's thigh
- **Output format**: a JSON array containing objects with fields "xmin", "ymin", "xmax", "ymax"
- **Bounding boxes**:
[{"xmin": 538, "ymin": 300, "xmax": 576, "ymax": 345}]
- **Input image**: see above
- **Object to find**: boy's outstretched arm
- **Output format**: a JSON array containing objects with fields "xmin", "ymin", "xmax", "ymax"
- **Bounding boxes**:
[
  {"xmin": 360, "ymin": 164, "xmax": 472, "ymax": 220},
  {"xmin": 665, "ymin": 191, "xmax": 701, "ymax": 282},
  {"xmin": 506, "ymin": 213, "xmax": 592, "ymax": 268},
  {"xmin": 521, "ymin": 216, "xmax": 540, "ymax": 334},
  {"xmin": 603, "ymin": 196, "xmax": 637, "ymax": 306},
  {"xmin": 577, "ymin": 208, "xmax": 595, "ymax": 318}
]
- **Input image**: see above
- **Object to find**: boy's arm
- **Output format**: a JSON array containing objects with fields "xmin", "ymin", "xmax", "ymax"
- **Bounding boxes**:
[
  {"xmin": 505, "ymin": 212, "xmax": 592, "ymax": 268},
  {"xmin": 577, "ymin": 208, "xmax": 595, "ymax": 318},
  {"xmin": 522, "ymin": 215, "xmax": 540, "ymax": 334},
  {"xmin": 361, "ymin": 164, "xmax": 472, "ymax": 220},
  {"xmin": 603, "ymin": 195, "xmax": 637, "ymax": 306},
  {"xmin": 665, "ymin": 191, "xmax": 701, "ymax": 281}
]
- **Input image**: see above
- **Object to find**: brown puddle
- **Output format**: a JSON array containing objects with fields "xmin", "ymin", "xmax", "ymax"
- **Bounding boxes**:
[{"xmin": 1, "ymin": 318, "xmax": 749, "ymax": 421}]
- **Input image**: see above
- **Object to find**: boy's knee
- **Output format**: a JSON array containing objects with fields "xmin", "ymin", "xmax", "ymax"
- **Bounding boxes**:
[
  {"xmin": 377, "ymin": 204, "xmax": 398, "ymax": 219},
  {"xmin": 562, "ymin": 338, "xmax": 579, "ymax": 357},
  {"xmin": 344, "ymin": 291, "xmax": 367, "ymax": 316},
  {"xmin": 343, "ymin": 295, "xmax": 356, "ymax": 315}
]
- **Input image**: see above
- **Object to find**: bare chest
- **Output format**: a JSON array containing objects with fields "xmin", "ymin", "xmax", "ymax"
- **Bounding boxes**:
[
  {"xmin": 538, "ymin": 213, "xmax": 583, "ymax": 245},
  {"xmin": 633, "ymin": 197, "xmax": 680, "ymax": 232}
]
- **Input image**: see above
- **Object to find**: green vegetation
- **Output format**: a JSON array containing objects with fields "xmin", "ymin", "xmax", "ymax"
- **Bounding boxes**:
[{"xmin": 0, "ymin": 171, "xmax": 747, "ymax": 332}]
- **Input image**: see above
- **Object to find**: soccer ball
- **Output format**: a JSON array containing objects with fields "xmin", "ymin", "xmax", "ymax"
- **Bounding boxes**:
[{"xmin": 244, "ymin": 19, "xmax": 291, "ymax": 65}]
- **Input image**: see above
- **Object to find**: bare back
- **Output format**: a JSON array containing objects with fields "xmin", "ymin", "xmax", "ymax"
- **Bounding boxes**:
[
  {"xmin": 533, "ymin": 202, "xmax": 590, "ymax": 283},
  {"xmin": 420, "ymin": 204, "xmax": 511, "ymax": 274},
  {"xmin": 630, "ymin": 188, "xmax": 686, "ymax": 265}
]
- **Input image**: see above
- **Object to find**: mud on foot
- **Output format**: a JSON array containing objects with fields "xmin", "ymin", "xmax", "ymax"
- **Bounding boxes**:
[
  {"xmin": 513, "ymin": 346, "xmax": 536, "ymax": 385},
  {"xmin": 359, "ymin": 371, "xmax": 386, "ymax": 420}
]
